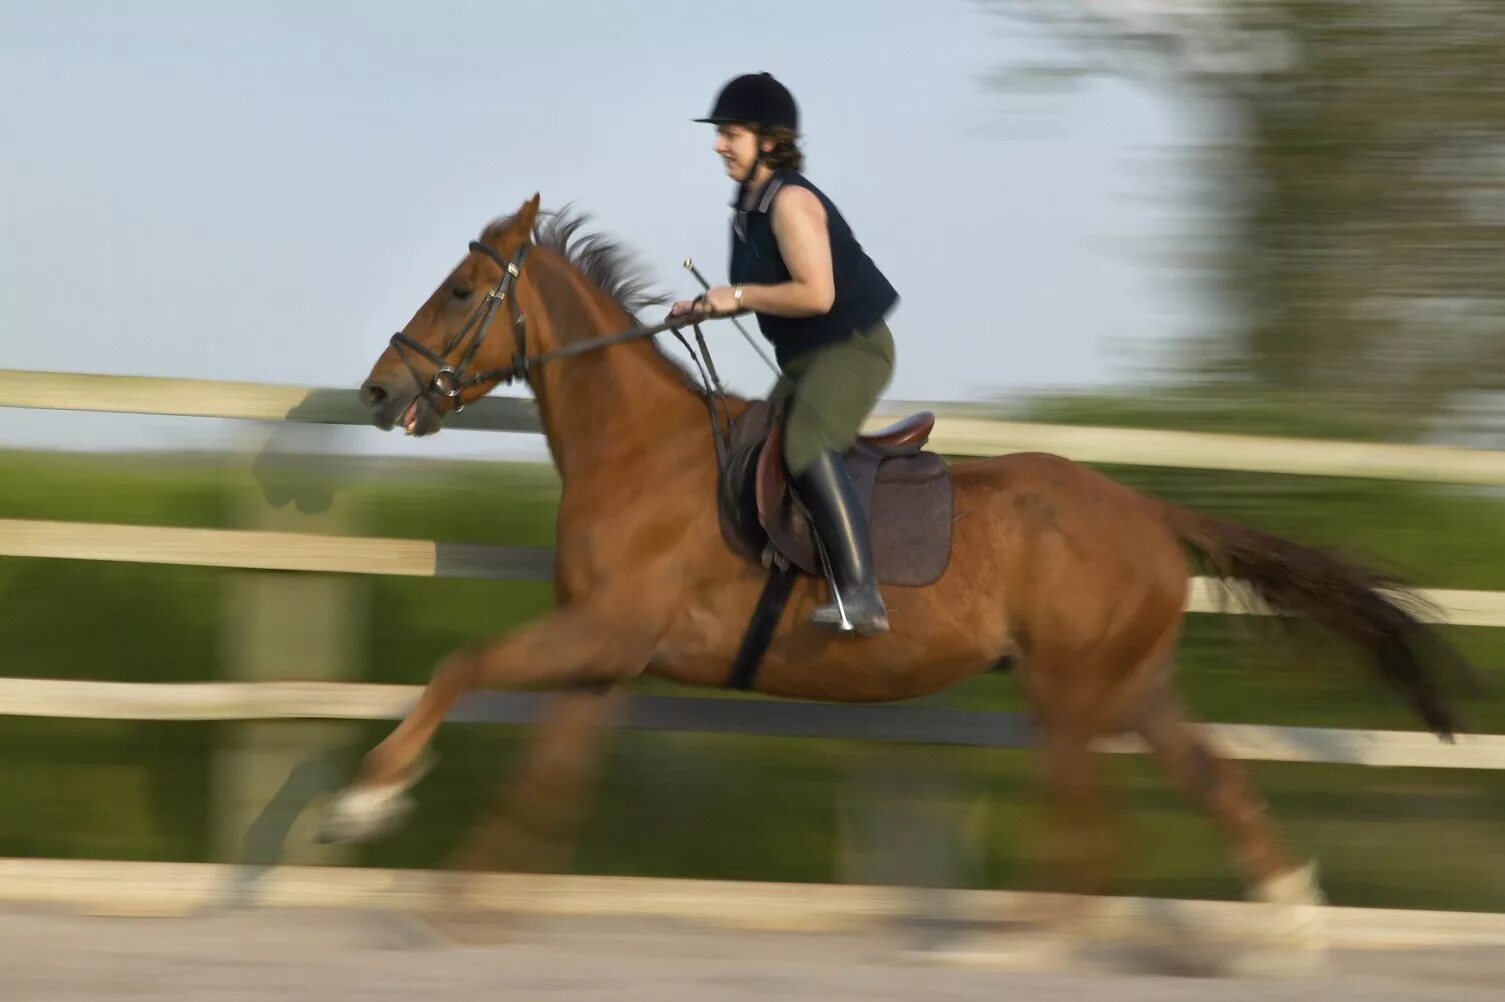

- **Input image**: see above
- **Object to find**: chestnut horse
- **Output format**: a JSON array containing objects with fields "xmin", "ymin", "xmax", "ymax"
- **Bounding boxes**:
[{"xmin": 330, "ymin": 195, "xmax": 1466, "ymax": 939}]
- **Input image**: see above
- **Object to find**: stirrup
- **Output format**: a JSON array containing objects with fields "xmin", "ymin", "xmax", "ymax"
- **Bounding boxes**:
[
  {"xmin": 812, "ymin": 595, "xmax": 889, "ymax": 635},
  {"xmin": 808, "ymin": 527, "xmax": 889, "ymax": 636}
]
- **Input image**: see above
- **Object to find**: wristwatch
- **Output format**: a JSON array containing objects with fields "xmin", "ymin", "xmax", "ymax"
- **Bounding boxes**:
[{"xmin": 733, "ymin": 285, "xmax": 744, "ymax": 309}]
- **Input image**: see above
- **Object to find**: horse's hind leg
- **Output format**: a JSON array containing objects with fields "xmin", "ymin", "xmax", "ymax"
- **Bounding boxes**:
[
  {"xmin": 1132, "ymin": 681, "xmax": 1327, "ymax": 965},
  {"xmin": 1038, "ymin": 723, "xmax": 1118, "ymax": 901},
  {"xmin": 1132, "ymin": 683, "xmax": 1310, "ymax": 893},
  {"xmin": 917, "ymin": 710, "xmax": 1118, "ymax": 968}
]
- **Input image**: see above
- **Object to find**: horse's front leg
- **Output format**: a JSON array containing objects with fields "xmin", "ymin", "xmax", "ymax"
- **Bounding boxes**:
[
  {"xmin": 321, "ymin": 604, "xmax": 661, "ymax": 843},
  {"xmin": 445, "ymin": 686, "xmax": 628, "ymax": 874}
]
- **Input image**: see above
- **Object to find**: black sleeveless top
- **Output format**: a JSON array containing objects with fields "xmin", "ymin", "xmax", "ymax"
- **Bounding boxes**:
[{"xmin": 727, "ymin": 170, "xmax": 899, "ymax": 369}]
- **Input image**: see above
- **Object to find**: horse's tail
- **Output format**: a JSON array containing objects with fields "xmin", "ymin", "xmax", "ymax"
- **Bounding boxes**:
[{"xmin": 1160, "ymin": 501, "xmax": 1471, "ymax": 740}]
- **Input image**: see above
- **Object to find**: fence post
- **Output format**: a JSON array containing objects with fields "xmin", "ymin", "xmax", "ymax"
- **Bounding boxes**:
[{"xmin": 212, "ymin": 432, "xmax": 365, "ymax": 869}]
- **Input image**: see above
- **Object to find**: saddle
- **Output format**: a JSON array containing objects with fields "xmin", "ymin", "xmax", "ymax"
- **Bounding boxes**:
[{"xmin": 716, "ymin": 399, "xmax": 954, "ymax": 587}]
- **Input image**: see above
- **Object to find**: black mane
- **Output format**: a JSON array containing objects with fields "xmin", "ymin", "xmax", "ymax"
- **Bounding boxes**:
[
  {"xmin": 483, "ymin": 205, "xmax": 668, "ymax": 325},
  {"xmin": 481, "ymin": 205, "xmax": 734, "ymax": 397}
]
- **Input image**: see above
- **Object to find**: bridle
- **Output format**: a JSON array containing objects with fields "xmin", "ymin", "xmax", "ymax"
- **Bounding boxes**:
[
  {"xmin": 388, "ymin": 240, "xmax": 531, "ymax": 411},
  {"xmin": 387, "ymin": 239, "xmax": 737, "ymax": 464}
]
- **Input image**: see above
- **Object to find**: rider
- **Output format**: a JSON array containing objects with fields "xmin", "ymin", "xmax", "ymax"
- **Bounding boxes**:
[{"xmin": 670, "ymin": 71, "xmax": 900, "ymax": 636}]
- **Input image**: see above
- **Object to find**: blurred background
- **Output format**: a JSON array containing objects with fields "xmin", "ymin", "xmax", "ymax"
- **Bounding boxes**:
[{"xmin": 3, "ymin": 0, "xmax": 1504, "ymax": 919}]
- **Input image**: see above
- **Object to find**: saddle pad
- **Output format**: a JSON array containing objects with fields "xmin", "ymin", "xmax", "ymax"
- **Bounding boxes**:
[{"xmin": 717, "ymin": 400, "xmax": 954, "ymax": 587}]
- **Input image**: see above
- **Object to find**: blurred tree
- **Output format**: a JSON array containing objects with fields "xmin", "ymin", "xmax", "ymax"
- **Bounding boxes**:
[{"xmin": 985, "ymin": 0, "xmax": 1505, "ymax": 438}]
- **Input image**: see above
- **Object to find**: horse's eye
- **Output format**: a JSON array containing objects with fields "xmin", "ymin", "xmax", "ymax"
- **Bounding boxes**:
[{"xmin": 451, "ymin": 285, "xmax": 473, "ymax": 302}]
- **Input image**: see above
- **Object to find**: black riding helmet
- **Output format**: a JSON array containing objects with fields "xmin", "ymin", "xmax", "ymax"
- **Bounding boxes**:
[{"xmin": 694, "ymin": 72, "xmax": 799, "ymax": 133}]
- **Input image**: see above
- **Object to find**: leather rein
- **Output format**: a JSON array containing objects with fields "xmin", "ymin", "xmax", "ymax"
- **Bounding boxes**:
[{"xmin": 387, "ymin": 239, "xmax": 738, "ymax": 463}]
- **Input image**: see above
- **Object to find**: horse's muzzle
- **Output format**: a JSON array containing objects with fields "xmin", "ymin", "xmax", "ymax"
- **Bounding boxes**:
[{"xmin": 360, "ymin": 377, "xmax": 405, "ymax": 431}]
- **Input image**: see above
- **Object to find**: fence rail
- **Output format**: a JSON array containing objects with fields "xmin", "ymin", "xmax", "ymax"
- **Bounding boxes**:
[
  {"xmin": 0, "ymin": 368, "xmax": 540, "ymax": 433},
  {"xmin": 0, "ymin": 678, "xmax": 1499, "ymax": 769},
  {"xmin": 6, "ymin": 516, "xmax": 1505, "ymax": 627},
  {"xmin": 0, "ymin": 518, "xmax": 555, "ymax": 580},
  {"xmin": 11, "ymin": 858, "xmax": 1505, "ymax": 945},
  {"xmin": 9, "ymin": 367, "xmax": 1505, "ymax": 482},
  {"xmin": 3, "ymin": 366, "xmax": 1504, "ymax": 775}
]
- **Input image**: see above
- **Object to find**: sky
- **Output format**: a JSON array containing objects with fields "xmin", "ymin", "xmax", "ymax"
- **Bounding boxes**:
[{"xmin": 1, "ymin": 0, "xmax": 1212, "ymax": 462}]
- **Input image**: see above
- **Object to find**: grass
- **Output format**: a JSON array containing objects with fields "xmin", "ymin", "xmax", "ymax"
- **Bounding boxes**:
[
  {"xmin": 1, "ymin": 446, "xmax": 1503, "ymax": 912},
  {"xmin": 4, "ymin": 716, "xmax": 1497, "ymax": 913}
]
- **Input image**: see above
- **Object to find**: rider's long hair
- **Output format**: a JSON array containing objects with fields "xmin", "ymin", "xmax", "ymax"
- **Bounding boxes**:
[{"xmin": 758, "ymin": 126, "xmax": 804, "ymax": 172}]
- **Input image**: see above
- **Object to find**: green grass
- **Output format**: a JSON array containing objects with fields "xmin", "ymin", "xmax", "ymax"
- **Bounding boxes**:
[
  {"xmin": 0, "ymin": 717, "xmax": 1498, "ymax": 911},
  {"xmin": 0, "ymin": 717, "xmax": 215, "ymax": 862},
  {"xmin": 2, "ymin": 446, "xmax": 1503, "ymax": 912},
  {"xmin": 314, "ymin": 725, "xmax": 1505, "ymax": 913}
]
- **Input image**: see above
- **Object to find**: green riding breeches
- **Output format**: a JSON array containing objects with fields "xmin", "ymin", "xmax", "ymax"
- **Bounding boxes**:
[{"xmin": 771, "ymin": 320, "xmax": 896, "ymax": 476}]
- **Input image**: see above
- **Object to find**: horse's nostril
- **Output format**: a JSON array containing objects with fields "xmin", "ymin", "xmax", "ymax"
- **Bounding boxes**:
[{"xmin": 360, "ymin": 381, "xmax": 387, "ymax": 407}]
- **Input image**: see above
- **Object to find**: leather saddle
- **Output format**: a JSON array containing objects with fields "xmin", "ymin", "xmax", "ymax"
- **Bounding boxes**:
[{"xmin": 716, "ymin": 399, "xmax": 954, "ymax": 587}]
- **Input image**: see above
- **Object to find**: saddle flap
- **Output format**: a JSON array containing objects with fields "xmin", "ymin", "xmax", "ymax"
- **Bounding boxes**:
[
  {"xmin": 755, "ymin": 419, "xmax": 790, "ymax": 527},
  {"xmin": 716, "ymin": 400, "xmax": 776, "ymax": 565},
  {"xmin": 718, "ymin": 398, "xmax": 954, "ymax": 588}
]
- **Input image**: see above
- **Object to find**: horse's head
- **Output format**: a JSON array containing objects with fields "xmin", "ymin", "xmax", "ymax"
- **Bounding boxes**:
[{"xmin": 359, "ymin": 194, "xmax": 541, "ymax": 436}]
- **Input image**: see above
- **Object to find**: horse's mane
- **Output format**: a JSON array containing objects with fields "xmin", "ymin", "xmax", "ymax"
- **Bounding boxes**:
[
  {"xmin": 482, "ymin": 205, "xmax": 734, "ymax": 397},
  {"xmin": 482, "ymin": 205, "xmax": 668, "ymax": 326}
]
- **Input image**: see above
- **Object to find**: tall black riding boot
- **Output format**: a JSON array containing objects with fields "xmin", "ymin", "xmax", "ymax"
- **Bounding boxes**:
[{"xmin": 791, "ymin": 450, "xmax": 890, "ymax": 635}]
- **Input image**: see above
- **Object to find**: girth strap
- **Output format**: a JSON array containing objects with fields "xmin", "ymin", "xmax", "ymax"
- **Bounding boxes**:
[{"xmin": 726, "ymin": 562, "xmax": 799, "ymax": 691}]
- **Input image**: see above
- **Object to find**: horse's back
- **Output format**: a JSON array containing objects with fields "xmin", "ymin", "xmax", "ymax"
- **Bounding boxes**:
[
  {"xmin": 947, "ymin": 449, "xmax": 1190, "ymax": 627},
  {"xmin": 951, "ymin": 449, "xmax": 1171, "ymax": 522}
]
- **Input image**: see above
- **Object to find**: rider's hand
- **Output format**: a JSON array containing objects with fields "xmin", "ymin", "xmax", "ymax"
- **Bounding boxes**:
[
  {"xmin": 699, "ymin": 285, "xmax": 738, "ymax": 315},
  {"xmin": 668, "ymin": 286, "xmax": 738, "ymax": 320}
]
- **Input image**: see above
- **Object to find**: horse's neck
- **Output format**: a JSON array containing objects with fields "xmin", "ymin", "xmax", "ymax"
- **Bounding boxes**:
[{"xmin": 524, "ymin": 267, "xmax": 708, "ymax": 482}]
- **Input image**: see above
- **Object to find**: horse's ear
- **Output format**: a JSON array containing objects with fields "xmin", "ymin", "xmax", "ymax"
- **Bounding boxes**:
[{"xmin": 507, "ymin": 193, "xmax": 542, "ymax": 243}]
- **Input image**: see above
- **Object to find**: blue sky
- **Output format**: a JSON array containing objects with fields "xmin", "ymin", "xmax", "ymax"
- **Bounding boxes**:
[{"xmin": 1, "ymin": 0, "xmax": 1211, "ymax": 460}]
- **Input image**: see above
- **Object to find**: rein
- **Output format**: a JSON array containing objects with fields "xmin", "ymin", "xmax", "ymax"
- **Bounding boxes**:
[{"xmin": 388, "ymin": 239, "xmax": 742, "ymax": 465}]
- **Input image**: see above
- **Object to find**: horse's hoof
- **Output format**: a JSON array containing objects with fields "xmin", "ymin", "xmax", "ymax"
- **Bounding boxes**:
[
  {"xmin": 318, "ymin": 783, "xmax": 415, "ymax": 844},
  {"xmin": 1223, "ymin": 942, "xmax": 1332, "ymax": 981},
  {"xmin": 1199, "ymin": 860, "xmax": 1331, "ymax": 979},
  {"xmin": 901, "ymin": 930, "xmax": 1079, "ymax": 970}
]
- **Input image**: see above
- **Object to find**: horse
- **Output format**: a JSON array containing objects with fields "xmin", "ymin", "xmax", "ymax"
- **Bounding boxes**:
[{"xmin": 329, "ymin": 194, "xmax": 1469, "ymax": 958}]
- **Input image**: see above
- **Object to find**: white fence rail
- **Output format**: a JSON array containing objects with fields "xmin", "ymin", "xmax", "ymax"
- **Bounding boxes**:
[
  {"xmin": 5, "ymin": 517, "xmax": 1505, "ymax": 626},
  {"xmin": 0, "ymin": 518, "xmax": 555, "ymax": 580},
  {"xmin": 3, "ymin": 366, "xmax": 1503, "ymax": 775},
  {"xmin": 0, "ymin": 678, "xmax": 1500, "ymax": 769},
  {"xmin": 12, "ymin": 858, "xmax": 1505, "ymax": 945},
  {"xmin": 9, "ymin": 367, "xmax": 1505, "ymax": 482}
]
